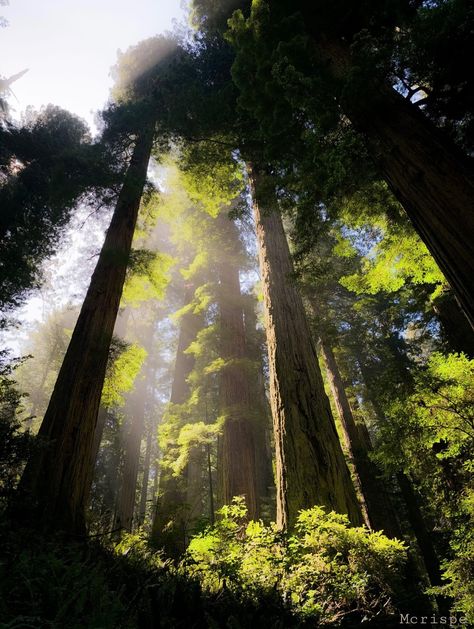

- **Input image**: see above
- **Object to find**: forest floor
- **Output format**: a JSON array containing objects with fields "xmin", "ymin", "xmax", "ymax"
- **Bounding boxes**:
[{"xmin": 0, "ymin": 521, "xmax": 413, "ymax": 629}]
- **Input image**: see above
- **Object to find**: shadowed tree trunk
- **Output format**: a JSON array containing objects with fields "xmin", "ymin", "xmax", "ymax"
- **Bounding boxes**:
[
  {"xmin": 15, "ymin": 122, "xmax": 155, "ymax": 534},
  {"xmin": 306, "ymin": 32, "xmax": 474, "ymax": 328},
  {"xmin": 355, "ymin": 353, "xmax": 446, "ymax": 607},
  {"xmin": 319, "ymin": 336, "xmax": 402, "ymax": 538},
  {"xmin": 217, "ymin": 215, "xmax": 259, "ymax": 519},
  {"xmin": 139, "ymin": 425, "xmax": 153, "ymax": 525},
  {"xmin": 114, "ymin": 376, "xmax": 147, "ymax": 534},
  {"xmin": 248, "ymin": 165, "xmax": 362, "ymax": 529},
  {"xmin": 151, "ymin": 283, "xmax": 203, "ymax": 556},
  {"xmin": 432, "ymin": 290, "xmax": 474, "ymax": 358}
]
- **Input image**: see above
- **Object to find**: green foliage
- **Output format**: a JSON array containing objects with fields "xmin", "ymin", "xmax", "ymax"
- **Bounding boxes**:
[
  {"xmin": 186, "ymin": 498, "xmax": 407, "ymax": 625},
  {"xmin": 340, "ymin": 225, "xmax": 444, "ymax": 297},
  {"xmin": 0, "ymin": 352, "xmax": 34, "ymax": 502},
  {"xmin": 431, "ymin": 489, "xmax": 474, "ymax": 623},
  {"xmin": 179, "ymin": 148, "xmax": 244, "ymax": 218},
  {"xmin": 121, "ymin": 248, "xmax": 174, "ymax": 307},
  {"xmin": 0, "ymin": 538, "xmax": 126, "ymax": 628},
  {"xmin": 0, "ymin": 521, "xmax": 296, "ymax": 628},
  {"xmin": 374, "ymin": 352, "xmax": 474, "ymax": 619},
  {"xmin": 0, "ymin": 106, "xmax": 122, "ymax": 323},
  {"xmin": 110, "ymin": 36, "xmax": 180, "ymax": 104},
  {"xmin": 375, "ymin": 352, "xmax": 474, "ymax": 474},
  {"xmin": 101, "ymin": 342, "xmax": 147, "ymax": 409}
]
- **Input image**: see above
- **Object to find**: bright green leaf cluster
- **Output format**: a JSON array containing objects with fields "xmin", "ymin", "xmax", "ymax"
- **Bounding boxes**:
[
  {"xmin": 186, "ymin": 498, "xmax": 406, "ymax": 624},
  {"xmin": 101, "ymin": 343, "xmax": 147, "ymax": 409},
  {"xmin": 122, "ymin": 249, "xmax": 174, "ymax": 307}
]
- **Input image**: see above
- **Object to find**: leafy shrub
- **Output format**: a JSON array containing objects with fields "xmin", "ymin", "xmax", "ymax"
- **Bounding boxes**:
[
  {"xmin": 0, "ymin": 352, "xmax": 35, "ymax": 503},
  {"xmin": 185, "ymin": 497, "xmax": 407, "ymax": 626}
]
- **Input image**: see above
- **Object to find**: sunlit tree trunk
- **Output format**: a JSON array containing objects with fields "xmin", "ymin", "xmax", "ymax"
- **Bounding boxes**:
[
  {"xmin": 248, "ymin": 165, "xmax": 362, "ymax": 529},
  {"xmin": 319, "ymin": 336, "xmax": 402, "ymax": 537},
  {"xmin": 309, "ymin": 33, "xmax": 474, "ymax": 328},
  {"xmin": 242, "ymin": 296, "xmax": 275, "ymax": 513},
  {"xmin": 151, "ymin": 283, "xmax": 203, "ymax": 556},
  {"xmin": 15, "ymin": 122, "xmax": 155, "ymax": 534},
  {"xmin": 217, "ymin": 216, "xmax": 259, "ymax": 519}
]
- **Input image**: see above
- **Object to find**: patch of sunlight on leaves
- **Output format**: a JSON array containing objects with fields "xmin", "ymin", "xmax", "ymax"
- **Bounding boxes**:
[
  {"xmin": 101, "ymin": 343, "xmax": 147, "ymax": 408},
  {"xmin": 172, "ymin": 421, "xmax": 222, "ymax": 475},
  {"xmin": 181, "ymin": 251, "xmax": 209, "ymax": 281},
  {"xmin": 340, "ymin": 228, "xmax": 445, "ymax": 297},
  {"xmin": 122, "ymin": 249, "xmax": 174, "ymax": 307},
  {"xmin": 181, "ymin": 157, "xmax": 244, "ymax": 218},
  {"xmin": 185, "ymin": 498, "xmax": 406, "ymax": 624}
]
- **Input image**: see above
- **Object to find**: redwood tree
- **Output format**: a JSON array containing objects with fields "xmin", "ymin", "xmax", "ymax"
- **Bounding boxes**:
[
  {"xmin": 227, "ymin": 1, "xmax": 474, "ymax": 328},
  {"xmin": 217, "ymin": 214, "xmax": 259, "ymax": 519},
  {"xmin": 249, "ymin": 166, "xmax": 362, "ymax": 529},
  {"xmin": 151, "ymin": 283, "xmax": 204, "ymax": 555},
  {"xmin": 15, "ymin": 120, "xmax": 155, "ymax": 534},
  {"xmin": 319, "ymin": 336, "xmax": 402, "ymax": 538}
]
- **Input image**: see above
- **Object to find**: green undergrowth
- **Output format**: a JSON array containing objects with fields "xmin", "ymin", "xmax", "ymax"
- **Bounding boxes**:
[
  {"xmin": 0, "ymin": 501, "xmax": 410, "ymax": 628},
  {"xmin": 184, "ymin": 498, "xmax": 408, "ymax": 626}
]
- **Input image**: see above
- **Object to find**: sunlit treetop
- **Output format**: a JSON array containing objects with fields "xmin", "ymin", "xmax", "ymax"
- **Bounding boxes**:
[{"xmin": 110, "ymin": 35, "xmax": 182, "ymax": 104}]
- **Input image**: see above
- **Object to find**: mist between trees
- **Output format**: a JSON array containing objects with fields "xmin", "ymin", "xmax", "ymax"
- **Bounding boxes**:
[{"xmin": 0, "ymin": 1, "xmax": 473, "ymax": 627}]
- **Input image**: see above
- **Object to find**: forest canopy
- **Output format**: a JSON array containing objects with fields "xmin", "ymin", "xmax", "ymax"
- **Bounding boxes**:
[{"xmin": 0, "ymin": 0, "xmax": 473, "ymax": 627}]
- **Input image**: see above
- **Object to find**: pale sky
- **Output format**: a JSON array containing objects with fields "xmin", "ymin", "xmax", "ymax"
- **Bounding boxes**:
[
  {"xmin": 0, "ymin": 0, "xmax": 186, "ymax": 352},
  {"xmin": 0, "ymin": 0, "xmax": 186, "ymax": 129}
]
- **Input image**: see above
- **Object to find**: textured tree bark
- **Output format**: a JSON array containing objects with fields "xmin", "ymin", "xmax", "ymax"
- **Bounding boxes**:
[
  {"xmin": 83, "ymin": 404, "xmax": 109, "ymax": 508},
  {"xmin": 151, "ymin": 283, "xmax": 203, "ymax": 556},
  {"xmin": 319, "ymin": 337, "xmax": 402, "ymax": 538},
  {"xmin": 138, "ymin": 426, "xmax": 153, "ymax": 525},
  {"xmin": 16, "ymin": 123, "xmax": 155, "ymax": 534},
  {"xmin": 249, "ymin": 166, "xmax": 362, "ymax": 529},
  {"xmin": 217, "ymin": 218, "xmax": 259, "ymax": 519},
  {"xmin": 352, "ymin": 84, "xmax": 474, "ymax": 330},
  {"xmin": 307, "ymin": 32, "xmax": 474, "ymax": 328}
]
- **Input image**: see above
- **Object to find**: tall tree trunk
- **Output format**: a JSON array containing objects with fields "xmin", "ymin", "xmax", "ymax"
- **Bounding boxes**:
[
  {"xmin": 217, "ymin": 218, "xmax": 259, "ymax": 519},
  {"xmin": 309, "ymin": 33, "xmax": 474, "ymax": 327},
  {"xmin": 356, "ymin": 354, "xmax": 446, "ymax": 606},
  {"xmin": 242, "ymin": 295, "xmax": 275, "ymax": 513},
  {"xmin": 319, "ymin": 336, "xmax": 402, "ymax": 538},
  {"xmin": 15, "ymin": 122, "xmax": 154, "ymax": 534},
  {"xmin": 138, "ymin": 425, "xmax": 153, "ymax": 525},
  {"xmin": 83, "ymin": 404, "xmax": 109, "ymax": 508},
  {"xmin": 114, "ymin": 377, "xmax": 147, "ymax": 534},
  {"xmin": 207, "ymin": 444, "xmax": 215, "ymax": 526},
  {"xmin": 248, "ymin": 166, "xmax": 362, "ymax": 529},
  {"xmin": 151, "ymin": 283, "xmax": 203, "ymax": 555},
  {"xmin": 432, "ymin": 290, "xmax": 474, "ymax": 358},
  {"xmin": 396, "ymin": 473, "xmax": 445, "ymax": 593}
]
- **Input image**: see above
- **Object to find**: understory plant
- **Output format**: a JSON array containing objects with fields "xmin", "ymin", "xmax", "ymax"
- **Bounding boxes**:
[{"xmin": 185, "ymin": 497, "xmax": 407, "ymax": 626}]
